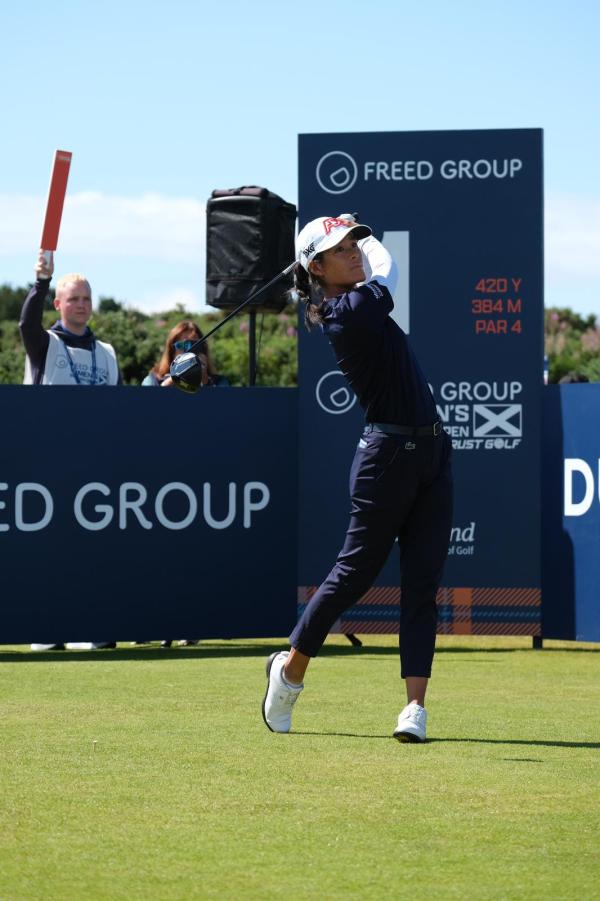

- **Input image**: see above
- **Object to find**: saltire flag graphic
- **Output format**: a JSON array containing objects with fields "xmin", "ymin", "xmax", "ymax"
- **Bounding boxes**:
[{"xmin": 473, "ymin": 404, "xmax": 522, "ymax": 437}]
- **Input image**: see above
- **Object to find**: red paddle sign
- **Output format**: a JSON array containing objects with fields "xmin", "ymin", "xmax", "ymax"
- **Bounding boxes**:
[{"xmin": 40, "ymin": 150, "xmax": 72, "ymax": 251}]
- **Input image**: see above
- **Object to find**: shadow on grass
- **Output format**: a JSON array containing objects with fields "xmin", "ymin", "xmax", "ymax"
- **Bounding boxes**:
[
  {"xmin": 429, "ymin": 737, "xmax": 600, "ymax": 749},
  {"xmin": 0, "ymin": 643, "xmax": 282, "ymax": 663},
  {"xmin": 501, "ymin": 758, "xmax": 543, "ymax": 763},
  {"xmin": 294, "ymin": 731, "xmax": 600, "ymax": 749},
  {"xmin": 0, "ymin": 645, "xmax": 513, "ymax": 663},
  {"xmin": 0, "ymin": 641, "xmax": 598, "ymax": 663}
]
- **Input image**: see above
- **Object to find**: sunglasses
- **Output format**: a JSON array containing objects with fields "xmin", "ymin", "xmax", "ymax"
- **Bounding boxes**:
[{"xmin": 173, "ymin": 339, "xmax": 198, "ymax": 352}]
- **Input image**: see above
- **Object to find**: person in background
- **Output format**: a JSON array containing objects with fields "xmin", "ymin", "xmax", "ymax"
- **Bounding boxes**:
[
  {"xmin": 20, "ymin": 250, "xmax": 121, "ymax": 385},
  {"xmin": 142, "ymin": 320, "xmax": 228, "ymax": 388},
  {"xmin": 20, "ymin": 250, "xmax": 120, "ymax": 651}
]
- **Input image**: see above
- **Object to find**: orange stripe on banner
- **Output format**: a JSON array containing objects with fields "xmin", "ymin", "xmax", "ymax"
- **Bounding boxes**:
[
  {"xmin": 301, "ymin": 587, "xmax": 540, "ymax": 606},
  {"xmin": 299, "ymin": 587, "xmax": 541, "ymax": 638},
  {"xmin": 356, "ymin": 587, "xmax": 400, "ymax": 605},
  {"xmin": 335, "ymin": 621, "xmax": 392, "ymax": 635},
  {"xmin": 452, "ymin": 592, "xmax": 472, "ymax": 634},
  {"xmin": 453, "ymin": 588, "xmax": 473, "ymax": 607},
  {"xmin": 299, "ymin": 586, "xmax": 401, "ymax": 606},
  {"xmin": 473, "ymin": 622, "xmax": 540, "ymax": 637},
  {"xmin": 436, "ymin": 587, "xmax": 453, "ymax": 606},
  {"xmin": 366, "ymin": 586, "xmax": 401, "ymax": 605},
  {"xmin": 473, "ymin": 588, "xmax": 541, "ymax": 607}
]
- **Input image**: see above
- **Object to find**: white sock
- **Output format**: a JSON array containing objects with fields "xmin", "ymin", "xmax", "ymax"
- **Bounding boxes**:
[{"xmin": 281, "ymin": 666, "xmax": 303, "ymax": 689}]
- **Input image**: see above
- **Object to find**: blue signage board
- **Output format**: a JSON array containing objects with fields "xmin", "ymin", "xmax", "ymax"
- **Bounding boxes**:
[
  {"xmin": 0, "ymin": 387, "xmax": 297, "ymax": 643},
  {"xmin": 542, "ymin": 385, "xmax": 600, "ymax": 642},
  {"xmin": 298, "ymin": 129, "xmax": 543, "ymax": 636}
]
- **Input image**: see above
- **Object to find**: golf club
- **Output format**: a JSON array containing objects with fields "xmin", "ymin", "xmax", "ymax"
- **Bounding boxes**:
[{"xmin": 170, "ymin": 260, "xmax": 298, "ymax": 393}]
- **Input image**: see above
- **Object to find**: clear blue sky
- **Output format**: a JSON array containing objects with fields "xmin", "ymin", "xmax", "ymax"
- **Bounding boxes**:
[{"xmin": 1, "ymin": 0, "xmax": 598, "ymax": 317}]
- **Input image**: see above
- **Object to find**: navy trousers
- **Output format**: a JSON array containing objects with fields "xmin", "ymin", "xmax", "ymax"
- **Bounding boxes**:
[{"xmin": 290, "ymin": 427, "xmax": 453, "ymax": 677}]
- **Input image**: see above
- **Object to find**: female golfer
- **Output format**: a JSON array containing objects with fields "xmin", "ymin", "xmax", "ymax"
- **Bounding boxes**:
[{"xmin": 262, "ymin": 215, "xmax": 453, "ymax": 742}]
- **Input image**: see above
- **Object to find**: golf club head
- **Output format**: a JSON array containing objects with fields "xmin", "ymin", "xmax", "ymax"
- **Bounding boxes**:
[{"xmin": 170, "ymin": 352, "xmax": 205, "ymax": 394}]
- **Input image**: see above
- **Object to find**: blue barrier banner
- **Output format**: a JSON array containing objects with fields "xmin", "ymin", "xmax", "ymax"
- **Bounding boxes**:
[
  {"xmin": 542, "ymin": 385, "xmax": 600, "ymax": 642},
  {"xmin": 0, "ymin": 386, "xmax": 297, "ymax": 643},
  {"xmin": 298, "ymin": 129, "xmax": 543, "ymax": 636}
]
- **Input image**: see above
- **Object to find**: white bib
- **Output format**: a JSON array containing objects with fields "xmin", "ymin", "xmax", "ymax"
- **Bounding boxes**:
[{"xmin": 24, "ymin": 330, "xmax": 119, "ymax": 385}]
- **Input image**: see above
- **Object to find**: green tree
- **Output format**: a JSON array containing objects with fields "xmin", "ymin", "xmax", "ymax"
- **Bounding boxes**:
[
  {"xmin": 0, "ymin": 282, "xmax": 54, "ymax": 321},
  {"xmin": 0, "ymin": 285, "xmax": 300, "ymax": 386},
  {"xmin": 97, "ymin": 297, "xmax": 124, "ymax": 313},
  {"xmin": 0, "ymin": 321, "xmax": 25, "ymax": 382},
  {"xmin": 545, "ymin": 307, "xmax": 600, "ymax": 383}
]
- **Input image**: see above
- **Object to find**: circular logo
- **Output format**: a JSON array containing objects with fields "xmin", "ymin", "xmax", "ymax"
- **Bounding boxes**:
[
  {"xmin": 315, "ymin": 371, "xmax": 357, "ymax": 415},
  {"xmin": 316, "ymin": 151, "xmax": 358, "ymax": 195},
  {"xmin": 56, "ymin": 357, "xmax": 67, "ymax": 369}
]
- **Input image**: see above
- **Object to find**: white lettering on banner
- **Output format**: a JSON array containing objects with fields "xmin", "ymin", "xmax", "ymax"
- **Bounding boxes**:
[
  {"xmin": 74, "ymin": 483, "xmax": 113, "ymax": 530},
  {"xmin": 440, "ymin": 159, "xmax": 523, "ymax": 179},
  {"xmin": 439, "ymin": 381, "xmax": 522, "ymax": 402},
  {"xmin": 155, "ymin": 482, "xmax": 197, "ymax": 530},
  {"xmin": 449, "ymin": 522, "xmax": 476, "ymax": 542},
  {"xmin": 432, "ymin": 381, "xmax": 524, "ymax": 452},
  {"xmin": 0, "ymin": 482, "xmax": 7, "ymax": 532},
  {"xmin": 244, "ymin": 482, "xmax": 270, "ymax": 528},
  {"xmin": 315, "ymin": 152, "xmax": 524, "ymax": 195},
  {"xmin": 437, "ymin": 405, "xmax": 470, "ymax": 423},
  {"xmin": 364, "ymin": 160, "xmax": 434, "ymax": 181},
  {"xmin": 13, "ymin": 482, "xmax": 54, "ymax": 532},
  {"xmin": 120, "ymin": 483, "xmax": 152, "ymax": 530},
  {"xmin": 446, "ymin": 521, "xmax": 477, "ymax": 557},
  {"xmin": 564, "ymin": 459, "xmax": 599, "ymax": 517},
  {"xmin": 203, "ymin": 482, "xmax": 236, "ymax": 530},
  {"xmin": 0, "ymin": 481, "xmax": 272, "ymax": 532}
]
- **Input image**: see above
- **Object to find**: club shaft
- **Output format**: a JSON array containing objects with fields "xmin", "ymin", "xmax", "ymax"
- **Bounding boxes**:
[{"xmin": 189, "ymin": 261, "xmax": 297, "ymax": 354}]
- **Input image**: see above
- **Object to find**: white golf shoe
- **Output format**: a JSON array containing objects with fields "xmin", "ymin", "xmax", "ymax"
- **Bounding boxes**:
[
  {"xmin": 30, "ymin": 643, "xmax": 65, "ymax": 651},
  {"xmin": 262, "ymin": 651, "xmax": 303, "ymax": 733},
  {"xmin": 393, "ymin": 702, "xmax": 428, "ymax": 743}
]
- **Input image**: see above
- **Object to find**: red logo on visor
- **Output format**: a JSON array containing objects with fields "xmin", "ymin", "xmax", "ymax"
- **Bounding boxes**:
[{"xmin": 322, "ymin": 217, "xmax": 348, "ymax": 235}]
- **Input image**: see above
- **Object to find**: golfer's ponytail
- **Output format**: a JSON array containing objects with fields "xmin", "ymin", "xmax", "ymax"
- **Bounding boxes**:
[{"xmin": 290, "ymin": 258, "xmax": 325, "ymax": 331}]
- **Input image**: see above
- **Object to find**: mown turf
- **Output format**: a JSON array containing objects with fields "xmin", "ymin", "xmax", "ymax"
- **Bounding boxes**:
[{"xmin": 0, "ymin": 636, "xmax": 599, "ymax": 900}]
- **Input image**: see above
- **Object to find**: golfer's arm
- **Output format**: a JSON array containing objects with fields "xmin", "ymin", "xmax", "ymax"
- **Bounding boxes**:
[
  {"xmin": 19, "ymin": 279, "xmax": 50, "ymax": 368},
  {"xmin": 359, "ymin": 236, "xmax": 398, "ymax": 296}
]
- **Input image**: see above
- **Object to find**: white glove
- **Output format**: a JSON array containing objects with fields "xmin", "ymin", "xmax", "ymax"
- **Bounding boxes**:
[{"xmin": 35, "ymin": 248, "xmax": 54, "ymax": 280}]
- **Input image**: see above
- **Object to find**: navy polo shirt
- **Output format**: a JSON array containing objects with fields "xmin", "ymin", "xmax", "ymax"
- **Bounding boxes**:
[{"xmin": 321, "ymin": 281, "xmax": 437, "ymax": 426}]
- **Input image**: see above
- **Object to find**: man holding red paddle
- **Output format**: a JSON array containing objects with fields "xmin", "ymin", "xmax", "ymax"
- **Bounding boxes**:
[
  {"xmin": 24, "ymin": 152, "xmax": 120, "ymax": 652},
  {"xmin": 19, "ymin": 150, "xmax": 121, "ymax": 386}
]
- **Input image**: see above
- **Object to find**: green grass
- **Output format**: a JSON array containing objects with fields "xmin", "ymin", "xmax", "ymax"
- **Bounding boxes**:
[{"xmin": 1, "ymin": 636, "xmax": 599, "ymax": 900}]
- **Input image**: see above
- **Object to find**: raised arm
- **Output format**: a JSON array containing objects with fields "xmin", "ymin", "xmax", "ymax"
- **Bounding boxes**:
[
  {"xmin": 358, "ymin": 235, "xmax": 398, "ymax": 296},
  {"xmin": 19, "ymin": 249, "xmax": 53, "ymax": 369}
]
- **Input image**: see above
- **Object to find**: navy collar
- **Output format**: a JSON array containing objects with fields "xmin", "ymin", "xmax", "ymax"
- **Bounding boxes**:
[{"xmin": 53, "ymin": 321, "xmax": 92, "ymax": 338}]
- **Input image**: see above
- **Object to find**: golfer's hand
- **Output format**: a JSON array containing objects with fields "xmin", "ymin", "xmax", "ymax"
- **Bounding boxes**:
[
  {"xmin": 160, "ymin": 376, "xmax": 174, "ymax": 387},
  {"xmin": 36, "ymin": 249, "xmax": 54, "ymax": 280}
]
